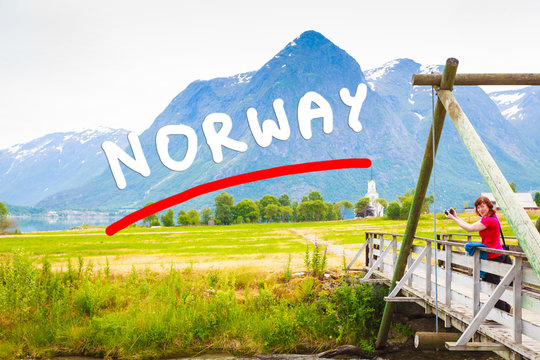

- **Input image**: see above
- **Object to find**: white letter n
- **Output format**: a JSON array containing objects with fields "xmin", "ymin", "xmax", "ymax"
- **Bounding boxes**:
[{"xmin": 101, "ymin": 132, "xmax": 151, "ymax": 190}]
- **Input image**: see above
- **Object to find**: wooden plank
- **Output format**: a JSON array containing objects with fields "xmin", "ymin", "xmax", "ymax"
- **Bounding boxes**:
[
  {"xmin": 514, "ymin": 257, "xmax": 523, "ymax": 344},
  {"xmin": 384, "ymin": 296, "xmax": 423, "ymax": 302},
  {"xmin": 387, "ymin": 246, "xmax": 429, "ymax": 298},
  {"xmin": 438, "ymin": 89, "xmax": 540, "ymax": 281},
  {"xmin": 445, "ymin": 342, "xmax": 507, "ymax": 351},
  {"xmin": 455, "ymin": 262, "xmax": 518, "ymax": 345},
  {"xmin": 347, "ymin": 241, "xmax": 369, "ymax": 270},
  {"xmin": 412, "ymin": 73, "xmax": 540, "ymax": 86}
]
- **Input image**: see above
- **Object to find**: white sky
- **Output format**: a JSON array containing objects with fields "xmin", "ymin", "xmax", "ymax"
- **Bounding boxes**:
[{"xmin": 1, "ymin": 0, "xmax": 539, "ymax": 149}]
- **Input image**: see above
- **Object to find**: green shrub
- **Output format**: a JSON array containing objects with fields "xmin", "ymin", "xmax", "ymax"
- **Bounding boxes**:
[{"xmin": 386, "ymin": 202, "xmax": 401, "ymax": 220}]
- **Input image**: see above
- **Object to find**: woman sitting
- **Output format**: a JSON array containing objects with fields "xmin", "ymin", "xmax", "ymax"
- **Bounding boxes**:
[{"xmin": 445, "ymin": 196, "xmax": 512, "ymax": 312}]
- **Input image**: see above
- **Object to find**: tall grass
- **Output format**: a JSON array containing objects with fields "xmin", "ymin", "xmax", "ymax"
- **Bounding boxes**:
[{"xmin": 0, "ymin": 251, "xmax": 386, "ymax": 359}]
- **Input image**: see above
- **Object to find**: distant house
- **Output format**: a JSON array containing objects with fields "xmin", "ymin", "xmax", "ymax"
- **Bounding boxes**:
[{"xmin": 481, "ymin": 192, "xmax": 538, "ymax": 211}]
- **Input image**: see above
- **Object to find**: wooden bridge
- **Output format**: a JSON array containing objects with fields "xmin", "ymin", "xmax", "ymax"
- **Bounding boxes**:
[{"xmin": 347, "ymin": 231, "xmax": 540, "ymax": 360}]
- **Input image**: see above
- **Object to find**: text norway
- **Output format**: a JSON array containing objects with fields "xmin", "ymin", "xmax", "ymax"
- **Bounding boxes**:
[{"xmin": 102, "ymin": 83, "xmax": 368, "ymax": 190}]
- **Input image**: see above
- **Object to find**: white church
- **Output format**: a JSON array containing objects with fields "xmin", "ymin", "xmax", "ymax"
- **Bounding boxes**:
[{"xmin": 357, "ymin": 170, "xmax": 385, "ymax": 217}]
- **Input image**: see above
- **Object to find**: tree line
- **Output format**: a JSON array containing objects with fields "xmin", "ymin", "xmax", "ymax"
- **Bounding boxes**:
[{"xmin": 141, "ymin": 191, "xmax": 381, "ymax": 226}]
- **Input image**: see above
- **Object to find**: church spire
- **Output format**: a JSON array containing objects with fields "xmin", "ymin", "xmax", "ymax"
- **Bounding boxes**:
[{"xmin": 370, "ymin": 167, "xmax": 373, "ymax": 181}]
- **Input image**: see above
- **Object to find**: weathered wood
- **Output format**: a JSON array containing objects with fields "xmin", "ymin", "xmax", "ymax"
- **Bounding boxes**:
[
  {"xmin": 386, "ymin": 246, "xmax": 429, "ymax": 298},
  {"xmin": 384, "ymin": 296, "xmax": 422, "ymax": 302},
  {"xmin": 445, "ymin": 342, "xmax": 507, "ymax": 351},
  {"xmin": 438, "ymin": 89, "xmax": 540, "ymax": 280},
  {"xmin": 513, "ymin": 257, "xmax": 523, "ymax": 344},
  {"xmin": 412, "ymin": 73, "xmax": 540, "ymax": 86},
  {"xmin": 317, "ymin": 345, "xmax": 369, "ymax": 358},
  {"xmin": 375, "ymin": 57, "xmax": 459, "ymax": 349},
  {"xmin": 414, "ymin": 332, "xmax": 461, "ymax": 349},
  {"xmin": 456, "ymin": 262, "xmax": 518, "ymax": 345}
]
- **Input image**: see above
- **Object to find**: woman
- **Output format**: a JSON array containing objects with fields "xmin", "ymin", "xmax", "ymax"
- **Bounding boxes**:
[{"xmin": 445, "ymin": 196, "xmax": 512, "ymax": 312}]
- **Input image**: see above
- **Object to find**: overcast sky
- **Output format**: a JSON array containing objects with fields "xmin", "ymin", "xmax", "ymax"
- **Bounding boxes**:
[{"xmin": 1, "ymin": 0, "xmax": 539, "ymax": 149}]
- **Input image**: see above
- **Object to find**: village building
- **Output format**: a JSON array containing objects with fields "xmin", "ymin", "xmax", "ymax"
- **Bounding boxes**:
[{"xmin": 481, "ymin": 192, "xmax": 538, "ymax": 211}]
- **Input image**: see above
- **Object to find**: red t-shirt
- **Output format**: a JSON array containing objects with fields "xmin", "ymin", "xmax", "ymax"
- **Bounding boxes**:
[{"xmin": 479, "ymin": 215, "xmax": 503, "ymax": 259}]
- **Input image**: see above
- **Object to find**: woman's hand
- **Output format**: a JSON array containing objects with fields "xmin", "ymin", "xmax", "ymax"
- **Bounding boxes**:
[{"xmin": 445, "ymin": 208, "xmax": 457, "ymax": 219}]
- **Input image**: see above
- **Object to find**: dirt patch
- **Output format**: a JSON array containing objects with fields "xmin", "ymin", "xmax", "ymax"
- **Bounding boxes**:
[{"xmin": 50, "ymin": 253, "xmax": 344, "ymax": 275}]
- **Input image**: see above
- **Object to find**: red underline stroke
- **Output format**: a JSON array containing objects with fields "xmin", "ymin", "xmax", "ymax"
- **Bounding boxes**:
[{"xmin": 106, "ymin": 158, "xmax": 371, "ymax": 236}]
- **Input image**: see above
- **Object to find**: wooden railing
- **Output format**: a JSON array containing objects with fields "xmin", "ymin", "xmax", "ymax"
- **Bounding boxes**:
[{"xmin": 348, "ymin": 232, "xmax": 540, "ymax": 350}]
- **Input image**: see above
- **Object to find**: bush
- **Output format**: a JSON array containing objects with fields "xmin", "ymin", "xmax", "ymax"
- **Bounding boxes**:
[{"xmin": 386, "ymin": 202, "xmax": 401, "ymax": 220}]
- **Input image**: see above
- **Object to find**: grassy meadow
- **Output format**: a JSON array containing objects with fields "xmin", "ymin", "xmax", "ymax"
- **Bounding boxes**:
[{"xmin": 0, "ymin": 212, "xmax": 537, "ymax": 359}]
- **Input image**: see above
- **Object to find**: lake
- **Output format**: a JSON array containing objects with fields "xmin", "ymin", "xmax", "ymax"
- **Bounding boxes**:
[{"xmin": 9, "ymin": 214, "xmax": 120, "ymax": 233}]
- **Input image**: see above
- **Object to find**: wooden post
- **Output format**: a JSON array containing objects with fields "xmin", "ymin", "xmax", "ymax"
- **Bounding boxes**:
[
  {"xmin": 513, "ymin": 257, "xmax": 523, "ymax": 344},
  {"xmin": 415, "ymin": 332, "xmax": 461, "ymax": 349},
  {"xmin": 412, "ymin": 73, "xmax": 540, "ymax": 86},
  {"xmin": 375, "ymin": 58, "xmax": 459, "ymax": 349},
  {"xmin": 445, "ymin": 243, "xmax": 452, "ymax": 306},
  {"xmin": 392, "ymin": 235, "xmax": 397, "ymax": 266},
  {"xmin": 426, "ymin": 241, "xmax": 432, "ymax": 297},
  {"xmin": 472, "ymin": 250, "xmax": 481, "ymax": 317},
  {"xmin": 438, "ymin": 90, "xmax": 540, "ymax": 279}
]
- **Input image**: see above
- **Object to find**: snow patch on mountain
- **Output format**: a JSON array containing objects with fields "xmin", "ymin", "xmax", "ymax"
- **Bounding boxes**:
[
  {"xmin": 490, "ymin": 92, "xmax": 526, "ymax": 105},
  {"xmin": 419, "ymin": 64, "xmax": 441, "ymax": 74},
  {"xmin": 365, "ymin": 60, "xmax": 399, "ymax": 81}
]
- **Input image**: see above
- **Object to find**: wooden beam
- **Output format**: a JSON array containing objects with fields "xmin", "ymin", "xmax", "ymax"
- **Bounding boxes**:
[
  {"xmin": 438, "ymin": 90, "xmax": 540, "ymax": 279},
  {"xmin": 412, "ymin": 73, "xmax": 540, "ymax": 86},
  {"xmin": 375, "ymin": 57, "xmax": 459, "ymax": 349},
  {"xmin": 446, "ymin": 342, "xmax": 507, "ymax": 352}
]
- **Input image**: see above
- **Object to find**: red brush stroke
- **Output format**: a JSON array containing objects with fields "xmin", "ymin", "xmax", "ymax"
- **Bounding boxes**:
[{"xmin": 106, "ymin": 158, "xmax": 371, "ymax": 236}]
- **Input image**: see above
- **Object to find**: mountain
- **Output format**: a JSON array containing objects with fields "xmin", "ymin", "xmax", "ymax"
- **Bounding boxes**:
[
  {"xmin": 489, "ymin": 87, "xmax": 540, "ymax": 151},
  {"xmin": 35, "ymin": 31, "xmax": 540, "ymax": 211},
  {"xmin": 0, "ymin": 128, "xmax": 129, "ymax": 206}
]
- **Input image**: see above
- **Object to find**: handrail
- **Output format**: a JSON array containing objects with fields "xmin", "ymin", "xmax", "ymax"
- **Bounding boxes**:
[{"xmin": 365, "ymin": 231, "xmax": 528, "ymax": 258}]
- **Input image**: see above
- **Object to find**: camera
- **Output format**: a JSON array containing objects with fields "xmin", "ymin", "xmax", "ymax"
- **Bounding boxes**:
[{"xmin": 444, "ymin": 208, "xmax": 456, "ymax": 216}]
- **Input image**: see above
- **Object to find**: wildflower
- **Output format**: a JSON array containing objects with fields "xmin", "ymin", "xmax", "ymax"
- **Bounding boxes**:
[{"xmin": 315, "ymin": 242, "xmax": 318, "ymax": 248}]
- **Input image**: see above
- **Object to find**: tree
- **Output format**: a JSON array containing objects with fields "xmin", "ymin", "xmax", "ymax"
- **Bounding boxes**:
[
  {"xmin": 177, "ymin": 210, "xmax": 190, "ymax": 226},
  {"xmin": 258, "ymin": 195, "xmax": 280, "ymax": 221},
  {"xmin": 0, "ymin": 202, "xmax": 7, "ymax": 222},
  {"xmin": 200, "ymin": 208, "xmax": 213, "ymax": 225},
  {"xmin": 215, "ymin": 192, "xmax": 234, "ymax": 225},
  {"xmin": 311, "ymin": 200, "xmax": 327, "ymax": 221},
  {"xmin": 535, "ymin": 192, "xmax": 540, "ymax": 207},
  {"xmin": 355, "ymin": 197, "xmax": 371, "ymax": 218},
  {"xmin": 279, "ymin": 205, "xmax": 293, "ymax": 222},
  {"xmin": 292, "ymin": 201, "xmax": 299, "ymax": 222},
  {"xmin": 387, "ymin": 202, "xmax": 401, "ymax": 220},
  {"xmin": 324, "ymin": 202, "xmax": 338, "ymax": 221},
  {"xmin": 264, "ymin": 204, "xmax": 279, "ymax": 222},
  {"xmin": 279, "ymin": 193, "xmax": 291, "ymax": 207},
  {"xmin": 187, "ymin": 209, "xmax": 200, "ymax": 225},
  {"xmin": 0, "ymin": 202, "xmax": 9, "ymax": 232},
  {"xmin": 509, "ymin": 182, "xmax": 517, "ymax": 193},
  {"xmin": 398, "ymin": 189, "xmax": 431, "ymax": 214},
  {"xmin": 161, "ymin": 208, "xmax": 175, "ymax": 227},
  {"xmin": 233, "ymin": 199, "xmax": 260, "ymax": 223},
  {"xmin": 334, "ymin": 200, "xmax": 353, "ymax": 220},
  {"xmin": 142, "ymin": 202, "xmax": 159, "ymax": 227},
  {"xmin": 308, "ymin": 191, "xmax": 323, "ymax": 202}
]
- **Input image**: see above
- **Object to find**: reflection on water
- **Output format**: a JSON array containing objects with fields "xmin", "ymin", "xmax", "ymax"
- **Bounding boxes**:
[{"xmin": 12, "ymin": 215, "xmax": 120, "ymax": 233}]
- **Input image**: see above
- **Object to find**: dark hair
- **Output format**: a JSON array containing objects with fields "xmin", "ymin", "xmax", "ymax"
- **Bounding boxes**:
[{"xmin": 474, "ymin": 196, "xmax": 495, "ymax": 217}]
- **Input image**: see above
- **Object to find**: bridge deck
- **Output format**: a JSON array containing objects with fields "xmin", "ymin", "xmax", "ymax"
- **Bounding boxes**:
[{"xmin": 348, "ymin": 232, "xmax": 540, "ymax": 360}]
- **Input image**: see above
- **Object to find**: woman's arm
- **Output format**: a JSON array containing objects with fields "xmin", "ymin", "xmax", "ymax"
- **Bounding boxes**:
[{"xmin": 445, "ymin": 212, "xmax": 486, "ymax": 232}]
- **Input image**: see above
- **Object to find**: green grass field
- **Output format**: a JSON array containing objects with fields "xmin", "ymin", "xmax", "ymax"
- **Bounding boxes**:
[
  {"xmin": 1, "ymin": 212, "xmax": 536, "ymax": 274},
  {"xmin": 0, "ymin": 212, "xmax": 537, "ymax": 359}
]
